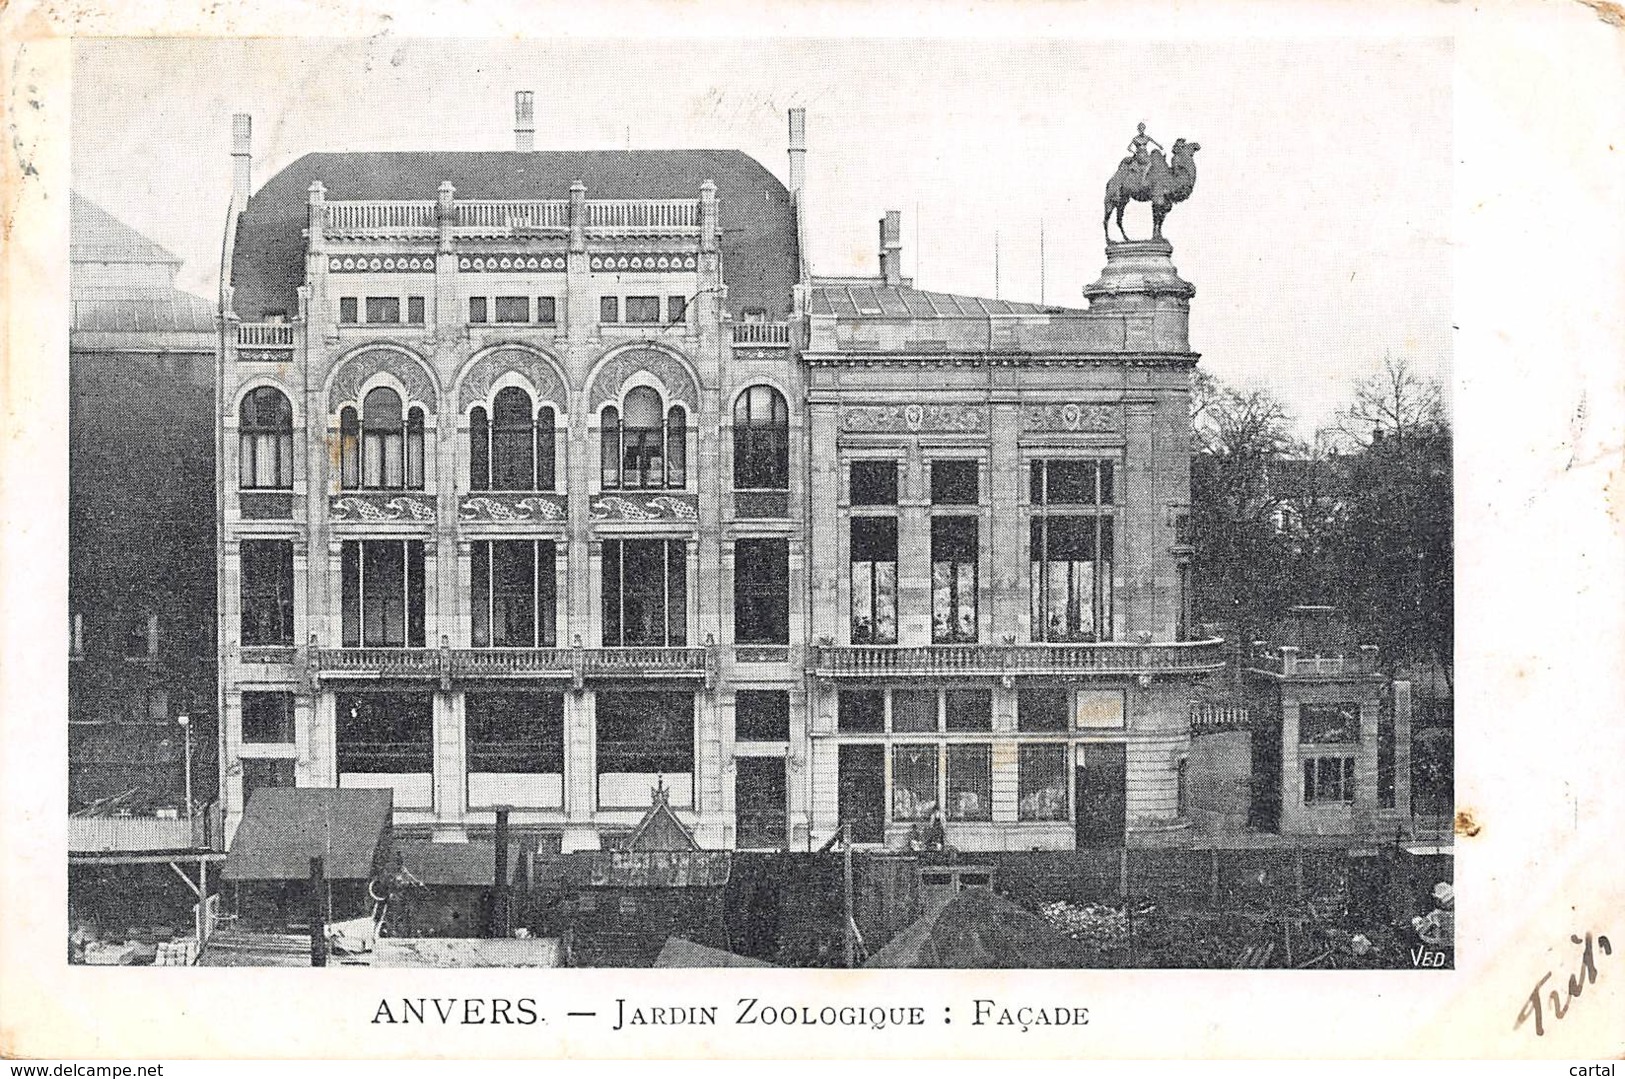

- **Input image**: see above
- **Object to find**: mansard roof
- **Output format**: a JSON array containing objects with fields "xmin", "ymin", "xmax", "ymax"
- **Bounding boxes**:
[
  {"xmin": 231, "ymin": 150, "xmax": 799, "ymax": 323},
  {"xmin": 808, "ymin": 280, "xmax": 1081, "ymax": 319}
]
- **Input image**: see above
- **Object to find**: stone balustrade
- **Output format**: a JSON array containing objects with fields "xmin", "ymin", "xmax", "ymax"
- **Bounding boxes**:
[
  {"xmin": 810, "ymin": 639, "xmax": 1225, "ymax": 679},
  {"xmin": 730, "ymin": 321, "xmax": 791, "ymax": 346}
]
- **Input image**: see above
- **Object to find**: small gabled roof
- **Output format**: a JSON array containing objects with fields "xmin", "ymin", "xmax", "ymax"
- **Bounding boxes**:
[
  {"xmin": 223, "ymin": 788, "xmax": 392, "ymax": 882},
  {"xmin": 623, "ymin": 780, "xmax": 700, "ymax": 852}
]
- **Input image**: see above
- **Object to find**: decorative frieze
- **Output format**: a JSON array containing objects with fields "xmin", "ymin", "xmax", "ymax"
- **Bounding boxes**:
[
  {"xmin": 458, "ymin": 493, "xmax": 568, "ymax": 523},
  {"xmin": 457, "ymin": 348, "xmax": 566, "ymax": 411},
  {"xmin": 587, "ymin": 348, "xmax": 697, "ymax": 410},
  {"xmin": 327, "ymin": 348, "xmax": 439, "ymax": 411},
  {"xmin": 841, "ymin": 404, "xmax": 987, "ymax": 434},
  {"xmin": 328, "ymin": 254, "xmax": 435, "ymax": 273},
  {"xmin": 589, "ymin": 493, "xmax": 699, "ymax": 522},
  {"xmin": 459, "ymin": 253, "xmax": 567, "ymax": 273},
  {"xmin": 329, "ymin": 493, "xmax": 436, "ymax": 523},
  {"xmin": 588, "ymin": 253, "xmax": 699, "ymax": 273},
  {"xmin": 239, "ymin": 348, "xmax": 294, "ymax": 363},
  {"xmin": 1021, "ymin": 402, "xmax": 1122, "ymax": 433}
]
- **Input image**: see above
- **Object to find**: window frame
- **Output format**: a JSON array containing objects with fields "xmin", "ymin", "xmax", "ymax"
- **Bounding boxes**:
[
  {"xmin": 238, "ymin": 386, "xmax": 295, "ymax": 490},
  {"xmin": 1029, "ymin": 458, "xmax": 1118, "ymax": 643},
  {"xmin": 340, "ymin": 539, "xmax": 427, "ymax": 648},
  {"xmin": 601, "ymin": 538, "xmax": 688, "ymax": 647},
  {"xmin": 471, "ymin": 539, "xmax": 558, "ymax": 648},
  {"xmin": 732, "ymin": 538, "xmax": 790, "ymax": 646},
  {"xmin": 599, "ymin": 392, "xmax": 687, "ymax": 492},
  {"xmin": 240, "ymin": 539, "xmax": 295, "ymax": 647},
  {"xmin": 732, "ymin": 385, "xmax": 790, "ymax": 491},
  {"xmin": 624, "ymin": 295, "xmax": 662, "ymax": 324},
  {"xmin": 849, "ymin": 515, "xmax": 898, "ymax": 645},
  {"xmin": 365, "ymin": 296, "xmax": 401, "ymax": 325}
]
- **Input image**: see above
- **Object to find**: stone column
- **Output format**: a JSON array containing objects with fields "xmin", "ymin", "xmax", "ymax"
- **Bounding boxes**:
[
  {"xmin": 433, "ymin": 690, "xmax": 466, "ymax": 838},
  {"xmin": 562, "ymin": 688, "xmax": 598, "ymax": 851}
]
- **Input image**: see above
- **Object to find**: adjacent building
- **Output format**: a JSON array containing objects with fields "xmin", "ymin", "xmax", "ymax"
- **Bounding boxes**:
[{"xmin": 216, "ymin": 96, "xmax": 1221, "ymax": 855}]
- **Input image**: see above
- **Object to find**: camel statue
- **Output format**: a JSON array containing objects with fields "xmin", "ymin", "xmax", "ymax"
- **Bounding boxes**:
[{"xmin": 1103, "ymin": 137, "xmax": 1200, "ymax": 243}]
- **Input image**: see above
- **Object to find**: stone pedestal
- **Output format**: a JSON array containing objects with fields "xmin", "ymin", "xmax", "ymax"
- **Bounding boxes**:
[{"xmin": 1083, "ymin": 240, "xmax": 1195, "ymax": 355}]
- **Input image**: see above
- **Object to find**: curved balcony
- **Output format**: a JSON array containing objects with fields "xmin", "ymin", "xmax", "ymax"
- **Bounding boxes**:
[{"xmin": 809, "ymin": 639, "xmax": 1225, "ymax": 681}]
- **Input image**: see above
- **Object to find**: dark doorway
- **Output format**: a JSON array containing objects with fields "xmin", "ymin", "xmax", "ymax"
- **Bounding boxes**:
[
  {"xmin": 736, "ymin": 757, "xmax": 787, "ymax": 849},
  {"xmin": 838, "ymin": 744, "xmax": 885, "ymax": 843},
  {"xmin": 1075, "ymin": 742, "xmax": 1126, "ymax": 847}
]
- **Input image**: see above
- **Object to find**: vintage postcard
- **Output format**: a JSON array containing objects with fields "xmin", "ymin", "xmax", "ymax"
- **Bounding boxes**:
[{"xmin": 2, "ymin": 0, "xmax": 1622, "ymax": 1061}]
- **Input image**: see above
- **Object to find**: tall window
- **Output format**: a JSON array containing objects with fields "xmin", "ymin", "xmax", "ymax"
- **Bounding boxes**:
[
  {"xmin": 240, "ymin": 540, "xmax": 294, "ymax": 646},
  {"xmin": 469, "ymin": 387, "xmax": 555, "ymax": 492},
  {"xmin": 733, "ymin": 385, "xmax": 789, "ymax": 490},
  {"xmin": 850, "ymin": 517, "xmax": 897, "ymax": 644},
  {"xmin": 340, "ymin": 540, "xmax": 426, "ymax": 648},
  {"xmin": 602, "ymin": 539, "xmax": 687, "ymax": 647},
  {"xmin": 471, "ymin": 540, "xmax": 556, "ymax": 647},
  {"xmin": 238, "ymin": 387, "xmax": 294, "ymax": 489},
  {"xmin": 733, "ymin": 539, "xmax": 789, "ymax": 645},
  {"xmin": 1030, "ymin": 459, "xmax": 1116, "ymax": 642},
  {"xmin": 601, "ymin": 388, "xmax": 685, "ymax": 490},
  {"xmin": 931, "ymin": 517, "xmax": 978, "ymax": 643},
  {"xmin": 345, "ymin": 387, "xmax": 424, "ymax": 491},
  {"xmin": 946, "ymin": 744, "xmax": 992, "ymax": 821}
]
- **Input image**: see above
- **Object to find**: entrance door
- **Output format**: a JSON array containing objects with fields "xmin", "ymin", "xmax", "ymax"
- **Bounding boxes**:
[
  {"xmin": 838, "ymin": 744, "xmax": 886, "ymax": 843},
  {"xmin": 1075, "ymin": 742, "xmax": 1126, "ymax": 847},
  {"xmin": 736, "ymin": 757, "xmax": 788, "ymax": 849}
]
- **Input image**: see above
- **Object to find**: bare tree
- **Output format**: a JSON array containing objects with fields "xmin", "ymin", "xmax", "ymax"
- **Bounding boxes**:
[{"xmin": 1337, "ymin": 352, "xmax": 1446, "ymax": 449}]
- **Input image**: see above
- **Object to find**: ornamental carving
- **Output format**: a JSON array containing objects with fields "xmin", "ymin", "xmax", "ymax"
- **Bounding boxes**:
[
  {"xmin": 459, "ymin": 253, "xmax": 567, "ymax": 273},
  {"xmin": 589, "ymin": 494, "xmax": 698, "ymax": 522},
  {"xmin": 327, "ymin": 348, "xmax": 439, "ymax": 411},
  {"xmin": 458, "ymin": 349, "xmax": 567, "ymax": 411},
  {"xmin": 841, "ymin": 404, "xmax": 986, "ymax": 434},
  {"xmin": 1021, "ymin": 403, "xmax": 1121, "ymax": 433},
  {"xmin": 330, "ymin": 494, "xmax": 436, "ymax": 523},
  {"xmin": 459, "ymin": 494, "xmax": 568, "ymax": 523},
  {"xmin": 588, "ymin": 253, "xmax": 698, "ymax": 273},
  {"xmin": 329, "ymin": 254, "xmax": 435, "ymax": 273},
  {"xmin": 587, "ymin": 348, "xmax": 697, "ymax": 410}
]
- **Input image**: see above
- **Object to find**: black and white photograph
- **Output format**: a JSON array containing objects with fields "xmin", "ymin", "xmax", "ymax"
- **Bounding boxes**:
[{"xmin": 3, "ymin": 3, "xmax": 1623, "ymax": 1062}]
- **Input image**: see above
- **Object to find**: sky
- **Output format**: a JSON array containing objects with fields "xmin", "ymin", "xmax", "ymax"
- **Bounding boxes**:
[{"xmin": 71, "ymin": 37, "xmax": 1452, "ymax": 436}]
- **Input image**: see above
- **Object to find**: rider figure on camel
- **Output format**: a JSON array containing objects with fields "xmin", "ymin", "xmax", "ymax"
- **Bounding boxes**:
[{"xmin": 1124, "ymin": 123, "xmax": 1165, "ymax": 186}]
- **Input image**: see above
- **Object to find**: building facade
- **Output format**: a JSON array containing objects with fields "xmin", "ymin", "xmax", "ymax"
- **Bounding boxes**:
[
  {"xmin": 217, "ymin": 98, "xmax": 1221, "ymax": 853},
  {"xmin": 70, "ymin": 194, "xmax": 218, "ymax": 819}
]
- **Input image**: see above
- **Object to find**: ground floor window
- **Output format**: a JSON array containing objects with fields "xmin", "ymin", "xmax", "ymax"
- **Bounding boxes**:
[
  {"xmin": 945, "ymin": 744, "xmax": 992, "ymax": 821},
  {"xmin": 891, "ymin": 744, "xmax": 939, "ymax": 821},
  {"xmin": 335, "ymin": 692, "xmax": 433, "ymax": 773},
  {"xmin": 1017, "ymin": 743, "xmax": 1069, "ymax": 821},
  {"xmin": 241, "ymin": 758, "xmax": 295, "ymax": 806},
  {"xmin": 465, "ymin": 692, "xmax": 563, "ymax": 773},
  {"xmin": 1303, "ymin": 755, "xmax": 1356, "ymax": 805},
  {"xmin": 596, "ymin": 690, "xmax": 693, "ymax": 809},
  {"xmin": 735, "ymin": 757, "xmax": 787, "ymax": 849}
]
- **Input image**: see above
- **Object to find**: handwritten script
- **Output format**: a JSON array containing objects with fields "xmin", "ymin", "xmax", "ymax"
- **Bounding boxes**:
[{"xmin": 1516, "ymin": 930, "xmax": 1612, "ymax": 1037}]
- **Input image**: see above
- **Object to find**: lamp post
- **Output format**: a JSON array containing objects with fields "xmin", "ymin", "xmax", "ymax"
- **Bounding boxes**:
[{"xmin": 177, "ymin": 714, "xmax": 194, "ymax": 820}]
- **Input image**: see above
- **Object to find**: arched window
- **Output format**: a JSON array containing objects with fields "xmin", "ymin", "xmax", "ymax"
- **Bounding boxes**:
[
  {"xmin": 665, "ymin": 405, "xmax": 687, "ymax": 488},
  {"xmin": 600, "ymin": 390, "xmax": 687, "ymax": 491},
  {"xmin": 600, "ymin": 406, "xmax": 621, "ymax": 489},
  {"xmin": 339, "ymin": 407, "xmax": 360, "ymax": 489},
  {"xmin": 733, "ymin": 385, "xmax": 788, "ymax": 490},
  {"xmin": 471, "ymin": 391, "xmax": 557, "ymax": 492},
  {"xmin": 351, "ymin": 386, "xmax": 425, "ymax": 491},
  {"xmin": 469, "ymin": 406, "xmax": 490, "ymax": 491},
  {"xmin": 491, "ymin": 387, "xmax": 535, "ymax": 491},
  {"xmin": 239, "ymin": 387, "xmax": 294, "ymax": 489}
]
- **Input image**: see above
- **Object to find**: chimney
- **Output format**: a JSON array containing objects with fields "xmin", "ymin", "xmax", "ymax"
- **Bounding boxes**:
[
  {"xmin": 787, "ymin": 108, "xmax": 806, "ymax": 199},
  {"xmin": 878, "ymin": 209, "xmax": 902, "ymax": 286},
  {"xmin": 231, "ymin": 113, "xmax": 252, "ymax": 207},
  {"xmin": 514, "ymin": 91, "xmax": 535, "ymax": 152}
]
